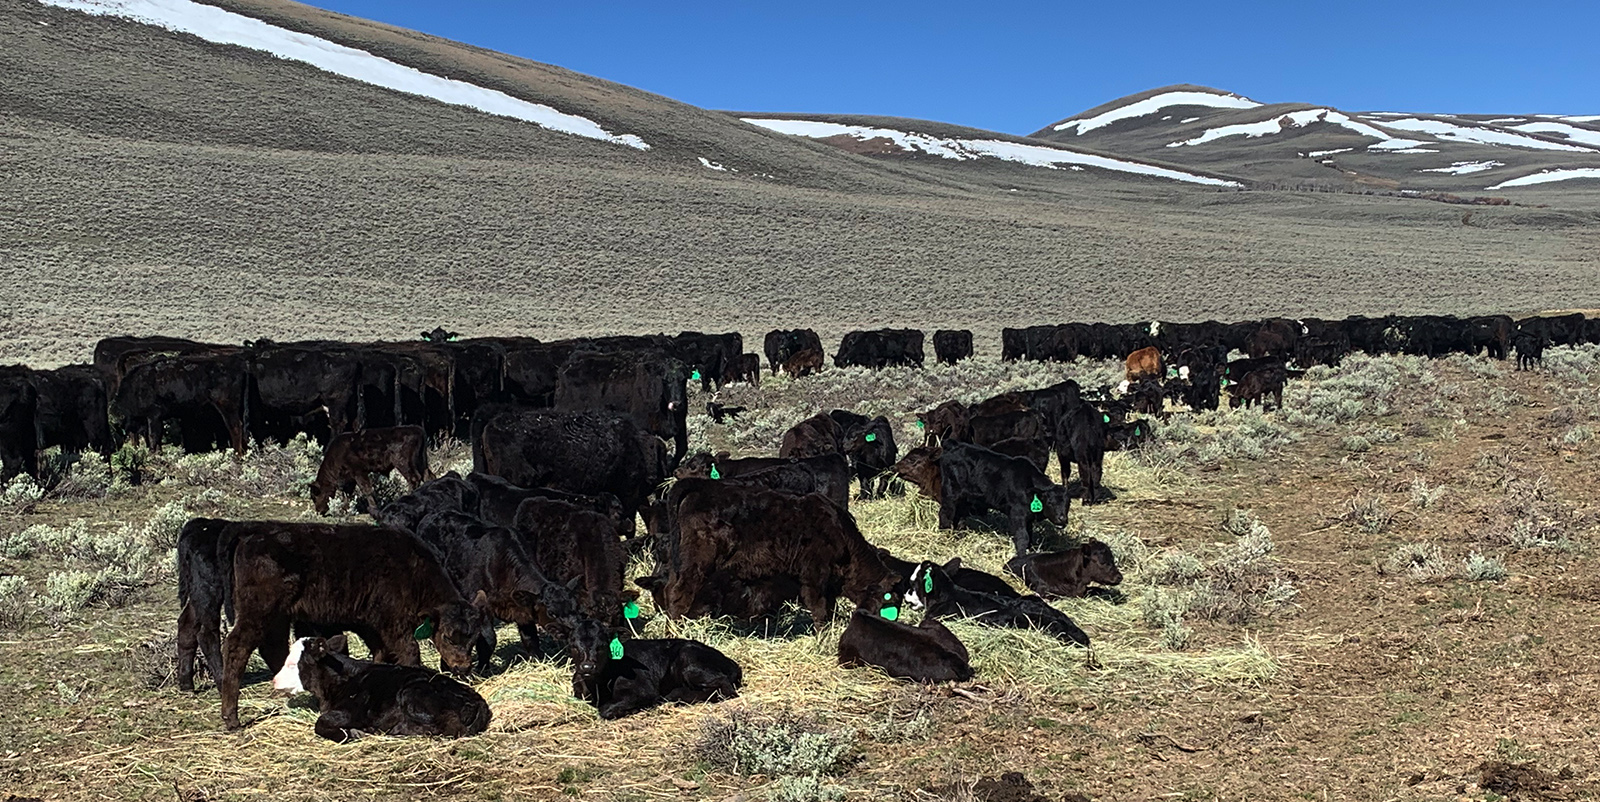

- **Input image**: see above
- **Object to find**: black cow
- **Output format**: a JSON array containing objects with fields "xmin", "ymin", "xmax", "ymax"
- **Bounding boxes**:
[
  {"xmin": 764, "ymin": 329, "xmax": 823, "ymax": 375},
  {"xmin": 834, "ymin": 329, "xmax": 925, "ymax": 369},
  {"xmin": 554, "ymin": 349, "xmax": 689, "ymax": 467},
  {"xmin": 467, "ymin": 471, "xmax": 631, "ymax": 541},
  {"xmin": 1004, "ymin": 540, "xmax": 1123, "ymax": 600},
  {"xmin": 373, "ymin": 473, "xmax": 480, "ymax": 533},
  {"xmin": 641, "ymin": 480, "xmax": 901, "ymax": 626},
  {"xmin": 779, "ymin": 412, "xmax": 845, "ymax": 458},
  {"xmin": 246, "ymin": 342, "xmax": 366, "ymax": 440},
  {"xmin": 297, "ymin": 634, "xmax": 492, "ymax": 742},
  {"xmin": 838, "ymin": 609, "xmax": 973, "ymax": 683},
  {"xmin": 217, "ymin": 522, "xmax": 488, "ymax": 729},
  {"xmin": 908, "ymin": 559, "xmax": 1089, "ymax": 647},
  {"xmin": 876, "ymin": 550, "xmax": 1019, "ymax": 599},
  {"xmin": 29, "ymin": 365, "xmax": 113, "ymax": 466},
  {"xmin": 474, "ymin": 407, "xmax": 665, "ymax": 539},
  {"xmin": 673, "ymin": 332, "xmax": 743, "ymax": 392},
  {"xmin": 1514, "ymin": 331, "xmax": 1546, "ymax": 371},
  {"xmin": 829, "ymin": 410, "xmax": 900, "ymax": 499},
  {"xmin": 1228, "ymin": 366, "xmax": 1287, "ymax": 410},
  {"xmin": 310, "ymin": 426, "xmax": 434, "ymax": 515},
  {"xmin": 567, "ymin": 619, "xmax": 741, "ymax": 720},
  {"xmin": 937, "ymin": 442, "xmax": 1069, "ymax": 555},
  {"xmin": 513, "ymin": 497, "xmax": 632, "ymax": 626},
  {"xmin": 673, "ymin": 452, "xmax": 851, "ymax": 509},
  {"xmin": 932, "ymin": 330, "xmax": 974, "ymax": 365},
  {"xmin": 0, "ymin": 367, "xmax": 39, "ymax": 481},
  {"xmin": 113, "ymin": 350, "xmax": 249, "ymax": 455},
  {"xmin": 1053, "ymin": 401, "xmax": 1111, "ymax": 504}
]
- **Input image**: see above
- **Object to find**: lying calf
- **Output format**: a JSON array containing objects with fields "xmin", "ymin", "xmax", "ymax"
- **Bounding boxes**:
[
  {"xmin": 838, "ymin": 606, "xmax": 972, "ymax": 683},
  {"xmin": 296, "ymin": 635, "xmax": 492, "ymax": 743},
  {"xmin": 909, "ymin": 560, "xmax": 1089, "ymax": 647},
  {"xmin": 1005, "ymin": 540, "xmax": 1123, "ymax": 600},
  {"xmin": 877, "ymin": 550, "xmax": 1018, "ymax": 599},
  {"xmin": 568, "ymin": 619, "xmax": 742, "ymax": 720}
]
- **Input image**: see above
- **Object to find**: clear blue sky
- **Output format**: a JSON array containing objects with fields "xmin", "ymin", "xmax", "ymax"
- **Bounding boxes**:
[{"xmin": 301, "ymin": 0, "xmax": 1598, "ymax": 135}]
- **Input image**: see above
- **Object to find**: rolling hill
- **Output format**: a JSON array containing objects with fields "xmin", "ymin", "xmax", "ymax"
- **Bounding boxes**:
[{"xmin": 2, "ymin": 0, "xmax": 1598, "ymax": 368}]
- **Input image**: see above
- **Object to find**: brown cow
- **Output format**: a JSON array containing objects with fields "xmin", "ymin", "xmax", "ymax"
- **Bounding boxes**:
[
  {"xmin": 892, "ymin": 446, "xmax": 942, "ymax": 501},
  {"xmin": 311, "ymin": 425, "xmax": 434, "ymax": 515},
  {"xmin": 781, "ymin": 348, "xmax": 824, "ymax": 378},
  {"xmin": 779, "ymin": 412, "xmax": 844, "ymax": 459},
  {"xmin": 1124, "ymin": 346, "xmax": 1164, "ymax": 383}
]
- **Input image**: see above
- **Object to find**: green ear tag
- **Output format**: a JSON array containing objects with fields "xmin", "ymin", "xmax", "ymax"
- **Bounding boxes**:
[
  {"xmin": 923, "ymin": 573, "xmax": 934, "ymax": 594},
  {"xmin": 413, "ymin": 618, "xmax": 434, "ymax": 640},
  {"xmin": 880, "ymin": 606, "xmax": 900, "ymax": 622},
  {"xmin": 709, "ymin": 464, "xmax": 721, "ymax": 480},
  {"xmin": 915, "ymin": 420, "xmax": 925, "ymax": 429},
  {"xmin": 865, "ymin": 433, "xmax": 877, "ymax": 443},
  {"xmin": 1102, "ymin": 414, "xmax": 1110, "ymax": 423},
  {"xmin": 690, "ymin": 370, "xmax": 702, "ymax": 381},
  {"xmin": 1030, "ymin": 495, "xmax": 1044, "ymax": 513},
  {"xmin": 609, "ymin": 637, "xmax": 624, "ymax": 660},
  {"xmin": 1134, "ymin": 426, "xmax": 1142, "ymax": 436},
  {"xmin": 623, "ymin": 601, "xmax": 640, "ymax": 620}
]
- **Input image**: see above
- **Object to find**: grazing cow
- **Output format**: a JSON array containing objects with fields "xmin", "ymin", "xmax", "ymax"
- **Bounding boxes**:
[
  {"xmin": 908, "ymin": 560, "xmax": 1089, "ymax": 647},
  {"xmin": 892, "ymin": 446, "xmax": 941, "ymax": 501},
  {"xmin": 673, "ymin": 451, "xmax": 851, "ymax": 509},
  {"xmin": 218, "ymin": 522, "xmax": 488, "ymax": 729},
  {"xmin": 1124, "ymin": 346, "xmax": 1164, "ymax": 382},
  {"xmin": 554, "ymin": 349, "xmax": 689, "ymax": 467},
  {"xmin": 937, "ymin": 442, "xmax": 1069, "ymax": 555},
  {"xmin": 245, "ymin": 341, "xmax": 366, "ymax": 440},
  {"xmin": 706, "ymin": 402, "xmax": 746, "ymax": 423},
  {"xmin": 643, "ymin": 480, "xmax": 901, "ymax": 626},
  {"xmin": 1004, "ymin": 540, "xmax": 1124, "ymax": 600},
  {"xmin": 1052, "ymin": 402, "xmax": 1111, "ymax": 504},
  {"xmin": 932, "ymin": 330, "xmax": 974, "ymax": 365},
  {"xmin": 781, "ymin": 348, "xmax": 825, "ymax": 378},
  {"xmin": 726, "ymin": 353, "xmax": 763, "ymax": 387},
  {"xmin": 29, "ymin": 365, "xmax": 113, "ymax": 465},
  {"xmin": 373, "ymin": 473, "xmax": 479, "ymax": 533},
  {"xmin": 297, "ymin": 635, "xmax": 492, "ymax": 742},
  {"xmin": 764, "ymin": 329, "xmax": 824, "ymax": 375},
  {"xmin": 1228, "ymin": 366, "xmax": 1287, "ymax": 410},
  {"xmin": 474, "ymin": 407, "xmax": 666, "ymax": 539},
  {"xmin": 113, "ymin": 350, "xmax": 249, "ymax": 455},
  {"xmin": 916, "ymin": 400, "xmax": 970, "ymax": 445},
  {"xmin": 834, "ymin": 329, "xmax": 925, "ymax": 369},
  {"xmin": 310, "ymin": 426, "xmax": 434, "ymax": 515},
  {"xmin": 512, "ymin": 497, "xmax": 632, "ymax": 626},
  {"xmin": 829, "ymin": 410, "xmax": 899, "ymax": 498},
  {"xmin": 1514, "ymin": 332, "xmax": 1545, "ymax": 371},
  {"xmin": 877, "ymin": 550, "xmax": 1019, "ymax": 599},
  {"xmin": 838, "ymin": 609, "xmax": 973, "ymax": 683},
  {"xmin": 779, "ymin": 412, "xmax": 845, "ymax": 458},
  {"xmin": 567, "ymin": 619, "xmax": 741, "ymax": 720}
]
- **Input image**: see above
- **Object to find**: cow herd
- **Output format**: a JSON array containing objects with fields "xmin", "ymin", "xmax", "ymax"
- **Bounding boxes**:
[{"xmin": 4, "ymin": 310, "xmax": 1589, "ymax": 741}]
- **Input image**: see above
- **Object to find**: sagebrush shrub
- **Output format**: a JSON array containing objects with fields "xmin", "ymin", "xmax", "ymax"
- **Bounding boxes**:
[{"xmin": 695, "ymin": 709, "xmax": 856, "ymax": 778}]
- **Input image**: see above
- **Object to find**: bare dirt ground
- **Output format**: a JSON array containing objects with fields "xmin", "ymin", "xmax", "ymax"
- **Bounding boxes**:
[{"xmin": 1, "ymin": 350, "xmax": 1597, "ymax": 801}]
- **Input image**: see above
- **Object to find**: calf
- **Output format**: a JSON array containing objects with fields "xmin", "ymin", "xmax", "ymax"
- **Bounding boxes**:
[
  {"xmin": 838, "ymin": 609, "xmax": 973, "ymax": 682},
  {"xmin": 567, "ymin": 619, "xmax": 741, "ymax": 720},
  {"xmin": 1514, "ymin": 332, "xmax": 1545, "ymax": 371},
  {"xmin": 877, "ymin": 550, "xmax": 1019, "ymax": 599},
  {"xmin": 892, "ymin": 446, "xmax": 941, "ymax": 500},
  {"xmin": 1104, "ymin": 419, "xmax": 1155, "ymax": 452},
  {"xmin": 1053, "ymin": 402, "xmax": 1111, "ymax": 504},
  {"xmin": 727, "ymin": 353, "xmax": 762, "ymax": 387},
  {"xmin": 908, "ymin": 560, "xmax": 1089, "ymax": 647},
  {"xmin": 1228, "ymin": 366, "xmax": 1286, "ymax": 410},
  {"xmin": 674, "ymin": 451, "xmax": 851, "ymax": 508},
  {"xmin": 512, "ymin": 497, "xmax": 631, "ymax": 626},
  {"xmin": 1124, "ymin": 346, "xmax": 1164, "ymax": 382},
  {"xmin": 297, "ymin": 634, "xmax": 491, "ymax": 742},
  {"xmin": 374, "ymin": 472, "xmax": 478, "ymax": 532},
  {"xmin": 218, "ymin": 522, "xmax": 488, "ymax": 729},
  {"xmin": 469, "ymin": 471, "xmax": 630, "ymax": 541},
  {"xmin": 1004, "ymin": 540, "xmax": 1123, "ymax": 600},
  {"xmin": 311, "ymin": 425, "xmax": 434, "ymax": 515},
  {"xmin": 779, "ymin": 412, "xmax": 845, "ymax": 458},
  {"xmin": 782, "ymin": 348, "xmax": 825, "ymax": 378},
  {"xmin": 830, "ymin": 410, "xmax": 900, "ymax": 498},
  {"xmin": 938, "ymin": 441, "xmax": 1070, "ymax": 555},
  {"xmin": 765, "ymin": 328, "xmax": 823, "ymax": 375},
  {"xmin": 916, "ymin": 400, "xmax": 969, "ymax": 445},
  {"xmin": 932, "ymin": 330, "xmax": 974, "ymax": 365}
]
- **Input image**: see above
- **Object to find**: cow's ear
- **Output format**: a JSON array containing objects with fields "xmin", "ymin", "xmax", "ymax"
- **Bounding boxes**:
[
  {"xmin": 619, "ymin": 588, "xmax": 639, "ymax": 603},
  {"xmin": 715, "ymin": 451, "xmax": 731, "ymax": 461},
  {"xmin": 472, "ymin": 589, "xmax": 492, "ymax": 611},
  {"xmin": 943, "ymin": 557, "xmax": 962, "ymax": 572},
  {"xmin": 565, "ymin": 575, "xmax": 583, "ymax": 591},
  {"xmin": 326, "ymin": 634, "xmax": 348, "ymax": 654}
]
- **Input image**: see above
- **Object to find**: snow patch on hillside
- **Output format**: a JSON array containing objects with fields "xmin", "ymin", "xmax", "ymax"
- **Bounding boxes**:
[
  {"xmin": 1166, "ymin": 108, "xmax": 1389, "ymax": 147},
  {"xmin": 742, "ymin": 119, "xmax": 1241, "ymax": 187},
  {"xmin": 40, "ymin": 0, "xmax": 650, "ymax": 149},
  {"xmin": 1509, "ymin": 122, "xmax": 1600, "ymax": 149},
  {"xmin": 1375, "ymin": 117, "xmax": 1596, "ymax": 153},
  {"xmin": 1487, "ymin": 168, "xmax": 1600, "ymax": 189},
  {"xmin": 1053, "ymin": 90, "xmax": 1260, "ymax": 135},
  {"xmin": 1418, "ymin": 160, "xmax": 1503, "ymax": 175}
]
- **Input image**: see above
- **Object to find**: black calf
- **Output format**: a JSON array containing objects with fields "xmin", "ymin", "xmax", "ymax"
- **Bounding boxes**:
[
  {"xmin": 838, "ymin": 609, "xmax": 973, "ymax": 682},
  {"xmin": 907, "ymin": 559, "xmax": 1089, "ymax": 647},
  {"xmin": 567, "ymin": 619, "xmax": 742, "ymax": 719},
  {"xmin": 1004, "ymin": 540, "xmax": 1123, "ymax": 600},
  {"xmin": 297, "ymin": 634, "xmax": 491, "ymax": 742}
]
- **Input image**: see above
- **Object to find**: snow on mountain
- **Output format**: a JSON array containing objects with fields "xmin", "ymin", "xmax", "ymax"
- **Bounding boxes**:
[
  {"xmin": 1418, "ymin": 160, "xmax": 1503, "ymax": 175},
  {"xmin": 1052, "ymin": 89, "xmax": 1261, "ymax": 135},
  {"xmin": 38, "ymin": 0, "xmax": 650, "ymax": 149},
  {"xmin": 1165, "ymin": 108, "xmax": 1388, "ymax": 148},
  {"xmin": 1370, "ymin": 117, "xmax": 1597, "ymax": 153},
  {"xmin": 741, "ymin": 119, "xmax": 1241, "ymax": 187},
  {"xmin": 1508, "ymin": 122, "xmax": 1600, "ymax": 149},
  {"xmin": 1486, "ymin": 168, "xmax": 1600, "ymax": 189}
]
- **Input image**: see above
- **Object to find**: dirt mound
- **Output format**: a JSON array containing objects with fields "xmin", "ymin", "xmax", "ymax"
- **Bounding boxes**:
[
  {"xmin": 945, "ymin": 772, "xmax": 1089, "ymax": 802},
  {"xmin": 1478, "ymin": 760, "xmax": 1569, "ymax": 799}
]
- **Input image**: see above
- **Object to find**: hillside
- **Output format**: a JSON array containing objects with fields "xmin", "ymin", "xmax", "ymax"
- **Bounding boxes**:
[
  {"xmin": 1031, "ymin": 84, "xmax": 1600, "ymax": 193},
  {"xmin": 1, "ymin": 2, "xmax": 1598, "ymax": 369}
]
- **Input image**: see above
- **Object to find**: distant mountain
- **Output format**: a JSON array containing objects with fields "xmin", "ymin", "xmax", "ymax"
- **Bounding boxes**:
[{"xmin": 1029, "ymin": 85, "xmax": 1600, "ymax": 193}]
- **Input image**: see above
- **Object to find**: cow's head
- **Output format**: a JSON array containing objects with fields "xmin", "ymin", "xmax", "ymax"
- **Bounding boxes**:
[
  {"xmin": 309, "ymin": 479, "xmax": 333, "ymax": 516},
  {"xmin": 1033, "ymin": 485, "xmax": 1070, "ymax": 527},
  {"xmin": 538, "ymin": 575, "xmax": 587, "ymax": 637},
  {"xmin": 428, "ymin": 592, "xmax": 492, "ymax": 677},
  {"xmin": 1081, "ymin": 540, "xmax": 1124, "ymax": 586},
  {"xmin": 295, "ymin": 634, "xmax": 355, "ymax": 704},
  {"xmin": 566, "ymin": 617, "xmax": 620, "ymax": 702},
  {"xmin": 904, "ymin": 560, "xmax": 953, "ymax": 610}
]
